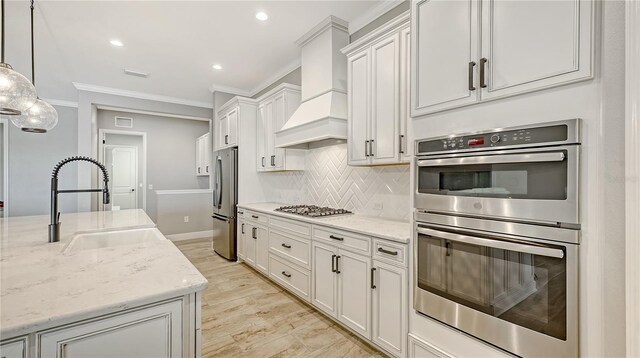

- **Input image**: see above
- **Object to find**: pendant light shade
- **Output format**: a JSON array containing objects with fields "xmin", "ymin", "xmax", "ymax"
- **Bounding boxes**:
[
  {"xmin": 0, "ymin": 62, "xmax": 37, "ymax": 116},
  {"xmin": 10, "ymin": 97, "xmax": 57, "ymax": 133}
]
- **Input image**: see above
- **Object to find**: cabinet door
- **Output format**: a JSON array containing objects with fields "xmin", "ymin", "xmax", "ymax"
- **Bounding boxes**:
[
  {"xmin": 219, "ymin": 114, "xmax": 228, "ymax": 149},
  {"xmin": 480, "ymin": 0, "xmax": 592, "ymax": 100},
  {"xmin": 255, "ymin": 226, "xmax": 269, "ymax": 274},
  {"xmin": 411, "ymin": 0, "xmax": 479, "ymax": 115},
  {"xmin": 372, "ymin": 260, "xmax": 407, "ymax": 357},
  {"xmin": 399, "ymin": 26, "xmax": 412, "ymax": 163},
  {"xmin": 195, "ymin": 137, "xmax": 202, "ymax": 175},
  {"xmin": 226, "ymin": 107, "xmax": 238, "ymax": 147},
  {"xmin": 245, "ymin": 226, "xmax": 257, "ymax": 267},
  {"xmin": 256, "ymin": 104, "xmax": 267, "ymax": 171},
  {"xmin": 38, "ymin": 300, "xmax": 183, "ymax": 358},
  {"xmin": 237, "ymin": 219, "xmax": 246, "ymax": 260},
  {"xmin": 311, "ymin": 242, "xmax": 338, "ymax": 318},
  {"xmin": 337, "ymin": 249, "xmax": 371, "ymax": 339},
  {"xmin": 203, "ymin": 133, "xmax": 211, "ymax": 174},
  {"xmin": 271, "ymin": 94, "xmax": 286, "ymax": 170},
  {"xmin": 370, "ymin": 32, "xmax": 401, "ymax": 165},
  {"xmin": 0, "ymin": 338, "xmax": 26, "ymax": 358},
  {"xmin": 347, "ymin": 49, "xmax": 371, "ymax": 165}
]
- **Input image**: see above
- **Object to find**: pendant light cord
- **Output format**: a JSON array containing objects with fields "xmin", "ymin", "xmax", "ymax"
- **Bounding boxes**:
[
  {"xmin": 30, "ymin": 0, "xmax": 35, "ymax": 86},
  {"xmin": 1, "ymin": 0, "xmax": 5, "ymax": 63}
]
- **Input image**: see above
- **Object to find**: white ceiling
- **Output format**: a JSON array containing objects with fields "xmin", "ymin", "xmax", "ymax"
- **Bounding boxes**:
[{"xmin": 3, "ymin": 0, "xmax": 388, "ymax": 108}]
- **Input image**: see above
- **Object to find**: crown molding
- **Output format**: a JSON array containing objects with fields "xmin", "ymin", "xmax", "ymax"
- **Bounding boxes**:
[
  {"xmin": 73, "ymin": 82, "xmax": 213, "ymax": 109},
  {"xmin": 248, "ymin": 58, "xmax": 302, "ymax": 98},
  {"xmin": 208, "ymin": 84, "xmax": 253, "ymax": 97},
  {"xmin": 95, "ymin": 105, "xmax": 211, "ymax": 122},
  {"xmin": 348, "ymin": 0, "xmax": 405, "ymax": 35},
  {"xmin": 42, "ymin": 98, "xmax": 79, "ymax": 108}
]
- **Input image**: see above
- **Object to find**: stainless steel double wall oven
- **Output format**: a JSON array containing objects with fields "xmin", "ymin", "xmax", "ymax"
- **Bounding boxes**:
[{"xmin": 414, "ymin": 119, "xmax": 581, "ymax": 357}]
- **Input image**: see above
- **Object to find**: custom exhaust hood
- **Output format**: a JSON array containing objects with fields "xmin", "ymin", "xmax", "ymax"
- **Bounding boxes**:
[{"xmin": 274, "ymin": 16, "xmax": 349, "ymax": 148}]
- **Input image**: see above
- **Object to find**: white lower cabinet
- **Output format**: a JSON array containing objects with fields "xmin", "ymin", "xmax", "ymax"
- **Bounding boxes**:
[
  {"xmin": 37, "ymin": 299, "xmax": 184, "ymax": 358},
  {"xmin": 408, "ymin": 334, "xmax": 452, "ymax": 358},
  {"xmin": 372, "ymin": 260, "xmax": 407, "ymax": 357},
  {"xmin": 0, "ymin": 337, "xmax": 27, "ymax": 358},
  {"xmin": 237, "ymin": 218, "xmax": 246, "ymax": 260},
  {"xmin": 238, "ymin": 209, "xmax": 408, "ymax": 357},
  {"xmin": 311, "ymin": 242, "xmax": 372, "ymax": 340}
]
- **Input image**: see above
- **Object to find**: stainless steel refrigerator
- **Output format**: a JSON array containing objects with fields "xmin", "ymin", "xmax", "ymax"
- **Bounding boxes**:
[{"xmin": 211, "ymin": 147, "xmax": 238, "ymax": 260}]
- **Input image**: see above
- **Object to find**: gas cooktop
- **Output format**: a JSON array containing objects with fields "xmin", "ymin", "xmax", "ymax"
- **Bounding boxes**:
[{"xmin": 275, "ymin": 205, "xmax": 352, "ymax": 218}]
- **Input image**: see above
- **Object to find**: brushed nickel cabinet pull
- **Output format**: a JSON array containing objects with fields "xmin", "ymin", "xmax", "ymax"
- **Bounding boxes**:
[
  {"xmin": 468, "ymin": 61, "xmax": 476, "ymax": 91},
  {"xmin": 252, "ymin": 215, "xmax": 259, "ymax": 219},
  {"xmin": 365, "ymin": 140, "xmax": 370, "ymax": 157},
  {"xmin": 241, "ymin": 223, "xmax": 245, "ymax": 234},
  {"xmin": 261, "ymin": 157, "xmax": 265, "ymax": 167},
  {"xmin": 399, "ymin": 135, "xmax": 405, "ymax": 154},
  {"xmin": 331, "ymin": 254, "xmax": 337, "ymax": 273},
  {"xmin": 480, "ymin": 58, "xmax": 488, "ymax": 88},
  {"xmin": 271, "ymin": 155, "xmax": 275, "ymax": 166},
  {"xmin": 281, "ymin": 243, "xmax": 291, "ymax": 249},
  {"xmin": 225, "ymin": 134, "xmax": 229, "ymax": 144},
  {"xmin": 336, "ymin": 255, "xmax": 341, "ymax": 274},
  {"xmin": 369, "ymin": 140, "xmax": 375, "ymax": 157},
  {"xmin": 371, "ymin": 267, "xmax": 377, "ymax": 289},
  {"xmin": 281, "ymin": 271, "xmax": 291, "ymax": 278},
  {"xmin": 329, "ymin": 235, "xmax": 344, "ymax": 241}
]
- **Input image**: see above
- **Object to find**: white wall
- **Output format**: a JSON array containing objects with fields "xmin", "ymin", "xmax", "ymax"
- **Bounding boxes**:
[
  {"xmin": 6, "ymin": 105, "xmax": 79, "ymax": 217},
  {"xmin": 97, "ymin": 109, "xmax": 210, "ymax": 222},
  {"xmin": 408, "ymin": 1, "xmax": 626, "ymax": 356}
]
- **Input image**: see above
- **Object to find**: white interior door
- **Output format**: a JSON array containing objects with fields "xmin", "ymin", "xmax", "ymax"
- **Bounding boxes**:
[{"xmin": 107, "ymin": 146, "xmax": 138, "ymax": 210}]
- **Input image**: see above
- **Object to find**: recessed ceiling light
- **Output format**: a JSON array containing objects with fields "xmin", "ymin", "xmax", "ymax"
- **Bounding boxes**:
[
  {"xmin": 212, "ymin": 64, "xmax": 223, "ymax": 70},
  {"xmin": 110, "ymin": 39, "xmax": 123, "ymax": 47},
  {"xmin": 255, "ymin": 12, "xmax": 268, "ymax": 21}
]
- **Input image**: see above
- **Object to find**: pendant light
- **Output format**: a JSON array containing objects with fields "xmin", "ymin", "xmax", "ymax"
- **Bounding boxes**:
[
  {"xmin": 0, "ymin": 0, "xmax": 37, "ymax": 115},
  {"xmin": 10, "ymin": 0, "xmax": 57, "ymax": 133}
]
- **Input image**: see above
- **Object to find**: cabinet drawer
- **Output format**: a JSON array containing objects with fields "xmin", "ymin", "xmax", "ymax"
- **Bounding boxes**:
[
  {"xmin": 269, "ymin": 254, "xmax": 311, "ymax": 301},
  {"xmin": 269, "ymin": 229, "xmax": 311, "ymax": 270},
  {"xmin": 270, "ymin": 216, "xmax": 311, "ymax": 237},
  {"xmin": 313, "ymin": 226, "xmax": 371, "ymax": 255},
  {"xmin": 237, "ymin": 209, "xmax": 246, "ymax": 218},
  {"xmin": 245, "ymin": 210, "xmax": 269, "ymax": 225},
  {"xmin": 373, "ymin": 239, "xmax": 408, "ymax": 267},
  {"xmin": 0, "ymin": 337, "xmax": 27, "ymax": 358}
]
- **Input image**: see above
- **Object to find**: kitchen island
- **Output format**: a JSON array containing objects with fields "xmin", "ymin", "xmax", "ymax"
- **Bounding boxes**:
[{"xmin": 0, "ymin": 209, "xmax": 207, "ymax": 357}]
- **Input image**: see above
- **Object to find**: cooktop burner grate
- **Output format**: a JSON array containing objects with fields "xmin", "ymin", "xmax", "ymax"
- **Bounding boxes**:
[{"xmin": 275, "ymin": 205, "xmax": 352, "ymax": 218}]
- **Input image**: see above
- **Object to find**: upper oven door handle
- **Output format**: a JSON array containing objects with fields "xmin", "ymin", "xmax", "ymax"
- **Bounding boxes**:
[
  {"xmin": 416, "ymin": 227, "xmax": 565, "ymax": 259},
  {"xmin": 417, "ymin": 152, "xmax": 565, "ymax": 167}
]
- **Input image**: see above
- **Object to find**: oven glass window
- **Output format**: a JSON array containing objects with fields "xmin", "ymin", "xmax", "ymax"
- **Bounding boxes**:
[
  {"xmin": 417, "ymin": 153, "xmax": 568, "ymax": 199},
  {"xmin": 417, "ymin": 233, "xmax": 567, "ymax": 340}
]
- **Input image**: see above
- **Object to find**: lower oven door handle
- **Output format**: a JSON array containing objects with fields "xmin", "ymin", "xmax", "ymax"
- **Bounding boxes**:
[
  {"xmin": 416, "ymin": 227, "xmax": 565, "ymax": 259},
  {"xmin": 417, "ymin": 152, "xmax": 565, "ymax": 167}
]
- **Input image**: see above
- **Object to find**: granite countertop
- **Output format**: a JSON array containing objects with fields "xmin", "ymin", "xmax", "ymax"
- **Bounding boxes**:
[
  {"xmin": 0, "ymin": 209, "xmax": 208, "ymax": 339},
  {"xmin": 237, "ymin": 203, "xmax": 410, "ymax": 244}
]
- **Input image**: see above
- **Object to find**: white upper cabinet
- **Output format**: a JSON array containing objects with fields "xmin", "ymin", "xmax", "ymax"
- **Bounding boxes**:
[
  {"xmin": 215, "ymin": 97, "xmax": 256, "ymax": 151},
  {"xmin": 399, "ymin": 26, "xmax": 411, "ymax": 163},
  {"xmin": 411, "ymin": 0, "xmax": 593, "ymax": 116},
  {"xmin": 479, "ymin": 0, "xmax": 593, "ymax": 99},
  {"xmin": 195, "ymin": 132, "xmax": 210, "ymax": 176},
  {"xmin": 255, "ymin": 84, "xmax": 304, "ymax": 172},
  {"xmin": 411, "ymin": 0, "xmax": 479, "ymax": 116},
  {"xmin": 343, "ymin": 13, "xmax": 410, "ymax": 166}
]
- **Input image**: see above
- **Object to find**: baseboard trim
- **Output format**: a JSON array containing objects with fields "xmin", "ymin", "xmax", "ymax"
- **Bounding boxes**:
[{"xmin": 165, "ymin": 230, "xmax": 213, "ymax": 242}]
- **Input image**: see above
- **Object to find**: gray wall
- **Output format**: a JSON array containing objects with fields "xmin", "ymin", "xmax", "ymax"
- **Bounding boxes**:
[
  {"xmin": 252, "ymin": 67, "xmax": 302, "ymax": 99},
  {"xmin": 7, "ymin": 105, "xmax": 79, "ymax": 216},
  {"xmin": 104, "ymin": 133, "xmax": 144, "ymax": 209},
  {"xmin": 350, "ymin": 1, "xmax": 410, "ymax": 42},
  {"xmin": 156, "ymin": 190, "xmax": 212, "ymax": 236},
  {"xmin": 97, "ymin": 109, "xmax": 210, "ymax": 221}
]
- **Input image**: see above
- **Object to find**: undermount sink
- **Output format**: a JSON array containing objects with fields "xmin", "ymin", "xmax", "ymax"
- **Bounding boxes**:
[{"xmin": 64, "ymin": 228, "xmax": 166, "ymax": 253}]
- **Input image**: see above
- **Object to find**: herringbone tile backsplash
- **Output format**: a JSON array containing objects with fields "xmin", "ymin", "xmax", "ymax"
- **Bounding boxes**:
[{"xmin": 260, "ymin": 143, "xmax": 411, "ymax": 221}]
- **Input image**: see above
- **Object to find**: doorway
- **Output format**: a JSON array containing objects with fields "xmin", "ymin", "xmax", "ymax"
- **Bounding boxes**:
[{"xmin": 98, "ymin": 129, "xmax": 147, "ymax": 211}]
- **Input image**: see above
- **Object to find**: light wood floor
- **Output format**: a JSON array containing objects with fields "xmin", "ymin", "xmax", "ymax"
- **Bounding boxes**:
[{"xmin": 175, "ymin": 238, "xmax": 386, "ymax": 358}]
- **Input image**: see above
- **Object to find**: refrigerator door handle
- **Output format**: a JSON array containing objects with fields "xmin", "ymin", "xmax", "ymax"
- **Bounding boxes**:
[
  {"xmin": 216, "ymin": 156, "xmax": 223, "ymax": 208},
  {"xmin": 212, "ymin": 213, "xmax": 229, "ymax": 222}
]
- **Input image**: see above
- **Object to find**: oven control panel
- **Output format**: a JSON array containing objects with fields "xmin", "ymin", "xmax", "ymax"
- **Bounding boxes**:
[{"xmin": 417, "ymin": 123, "xmax": 571, "ymax": 154}]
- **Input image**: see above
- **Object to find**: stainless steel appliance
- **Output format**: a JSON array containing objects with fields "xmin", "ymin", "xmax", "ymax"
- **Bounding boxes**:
[
  {"xmin": 212, "ymin": 147, "xmax": 238, "ymax": 260},
  {"xmin": 414, "ymin": 119, "xmax": 581, "ymax": 357},
  {"xmin": 275, "ymin": 205, "xmax": 352, "ymax": 218}
]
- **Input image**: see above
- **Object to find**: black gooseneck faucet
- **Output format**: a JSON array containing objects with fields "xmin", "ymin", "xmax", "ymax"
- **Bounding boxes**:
[{"xmin": 49, "ymin": 156, "xmax": 110, "ymax": 243}]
